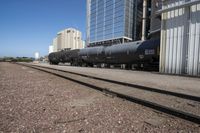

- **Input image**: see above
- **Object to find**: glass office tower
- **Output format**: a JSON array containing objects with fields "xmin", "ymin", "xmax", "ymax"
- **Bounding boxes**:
[{"xmin": 86, "ymin": 0, "xmax": 143, "ymax": 46}]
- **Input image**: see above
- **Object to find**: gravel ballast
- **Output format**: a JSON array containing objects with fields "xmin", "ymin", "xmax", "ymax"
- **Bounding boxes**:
[{"xmin": 0, "ymin": 62, "xmax": 199, "ymax": 132}]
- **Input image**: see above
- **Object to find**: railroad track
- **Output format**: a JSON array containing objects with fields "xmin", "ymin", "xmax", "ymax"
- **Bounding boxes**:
[{"xmin": 17, "ymin": 63, "xmax": 200, "ymax": 124}]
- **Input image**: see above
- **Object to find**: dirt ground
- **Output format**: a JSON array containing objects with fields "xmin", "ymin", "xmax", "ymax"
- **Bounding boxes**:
[{"xmin": 0, "ymin": 62, "xmax": 199, "ymax": 133}]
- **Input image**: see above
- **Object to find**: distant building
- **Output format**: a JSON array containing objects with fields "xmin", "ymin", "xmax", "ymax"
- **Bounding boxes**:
[
  {"xmin": 56, "ymin": 28, "xmax": 84, "ymax": 51},
  {"xmin": 34, "ymin": 52, "xmax": 39, "ymax": 60},
  {"xmin": 86, "ymin": 0, "xmax": 150, "ymax": 46},
  {"xmin": 48, "ymin": 45, "xmax": 53, "ymax": 54},
  {"xmin": 53, "ymin": 37, "xmax": 58, "ymax": 52}
]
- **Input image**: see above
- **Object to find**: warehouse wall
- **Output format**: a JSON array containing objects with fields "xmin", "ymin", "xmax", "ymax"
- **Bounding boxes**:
[
  {"xmin": 160, "ymin": 0, "xmax": 200, "ymax": 76},
  {"xmin": 187, "ymin": 3, "xmax": 200, "ymax": 75}
]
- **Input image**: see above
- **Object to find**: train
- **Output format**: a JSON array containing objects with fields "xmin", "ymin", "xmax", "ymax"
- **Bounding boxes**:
[{"xmin": 48, "ymin": 39, "xmax": 160, "ymax": 70}]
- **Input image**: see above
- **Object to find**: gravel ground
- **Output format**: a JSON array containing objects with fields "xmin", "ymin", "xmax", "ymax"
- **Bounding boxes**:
[
  {"xmin": 0, "ymin": 62, "xmax": 199, "ymax": 133},
  {"xmin": 31, "ymin": 65, "xmax": 200, "ymax": 116}
]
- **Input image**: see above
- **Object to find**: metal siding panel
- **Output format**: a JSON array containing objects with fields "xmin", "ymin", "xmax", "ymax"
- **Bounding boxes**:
[
  {"xmin": 173, "ymin": 8, "xmax": 178, "ymax": 74},
  {"xmin": 180, "ymin": 7, "xmax": 186, "ymax": 74},
  {"xmin": 187, "ymin": 11, "xmax": 192, "ymax": 75},
  {"xmin": 165, "ymin": 3, "xmax": 170, "ymax": 73},
  {"xmin": 176, "ymin": 24, "xmax": 181, "ymax": 74},
  {"xmin": 193, "ymin": 4, "xmax": 198, "ymax": 75},
  {"xmin": 160, "ymin": 12, "xmax": 168, "ymax": 73},
  {"xmin": 172, "ymin": 11, "xmax": 176, "ymax": 74},
  {"xmin": 191, "ymin": 5, "xmax": 195, "ymax": 75},
  {"xmin": 169, "ymin": 3, "xmax": 175, "ymax": 73},
  {"xmin": 159, "ymin": 14, "xmax": 165, "ymax": 73},
  {"xmin": 173, "ymin": 0, "xmax": 179, "ymax": 72},
  {"xmin": 167, "ymin": 10, "xmax": 171, "ymax": 73},
  {"xmin": 161, "ymin": 2, "xmax": 170, "ymax": 73},
  {"xmin": 183, "ymin": 7, "xmax": 189, "ymax": 74},
  {"xmin": 194, "ymin": 4, "xmax": 200, "ymax": 76},
  {"xmin": 188, "ymin": 4, "xmax": 196, "ymax": 75},
  {"xmin": 165, "ymin": 11, "xmax": 170, "ymax": 73},
  {"xmin": 194, "ymin": 26, "xmax": 199, "ymax": 75},
  {"xmin": 176, "ymin": 7, "xmax": 184, "ymax": 74},
  {"xmin": 198, "ymin": 4, "xmax": 200, "ymax": 75},
  {"xmin": 187, "ymin": 6, "xmax": 191, "ymax": 75}
]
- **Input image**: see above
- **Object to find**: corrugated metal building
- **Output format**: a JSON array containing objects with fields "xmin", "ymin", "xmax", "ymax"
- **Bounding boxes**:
[{"xmin": 159, "ymin": 0, "xmax": 200, "ymax": 76}]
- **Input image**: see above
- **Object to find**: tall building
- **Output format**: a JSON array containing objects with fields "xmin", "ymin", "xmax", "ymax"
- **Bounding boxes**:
[
  {"xmin": 56, "ymin": 28, "xmax": 84, "ymax": 51},
  {"xmin": 159, "ymin": 0, "xmax": 200, "ymax": 76},
  {"xmin": 86, "ymin": 0, "xmax": 147, "ymax": 46}
]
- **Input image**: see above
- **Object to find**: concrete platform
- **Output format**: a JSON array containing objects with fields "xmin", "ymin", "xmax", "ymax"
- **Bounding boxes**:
[{"xmin": 33, "ymin": 63, "xmax": 200, "ymax": 97}]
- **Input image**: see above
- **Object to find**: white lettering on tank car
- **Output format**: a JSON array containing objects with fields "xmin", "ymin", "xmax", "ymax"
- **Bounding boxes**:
[{"xmin": 145, "ymin": 49, "xmax": 155, "ymax": 55}]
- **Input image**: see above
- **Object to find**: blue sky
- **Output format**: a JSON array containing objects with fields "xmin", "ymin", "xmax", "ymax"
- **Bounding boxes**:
[{"xmin": 0, "ymin": 0, "xmax": 86, "ymax": 57}]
